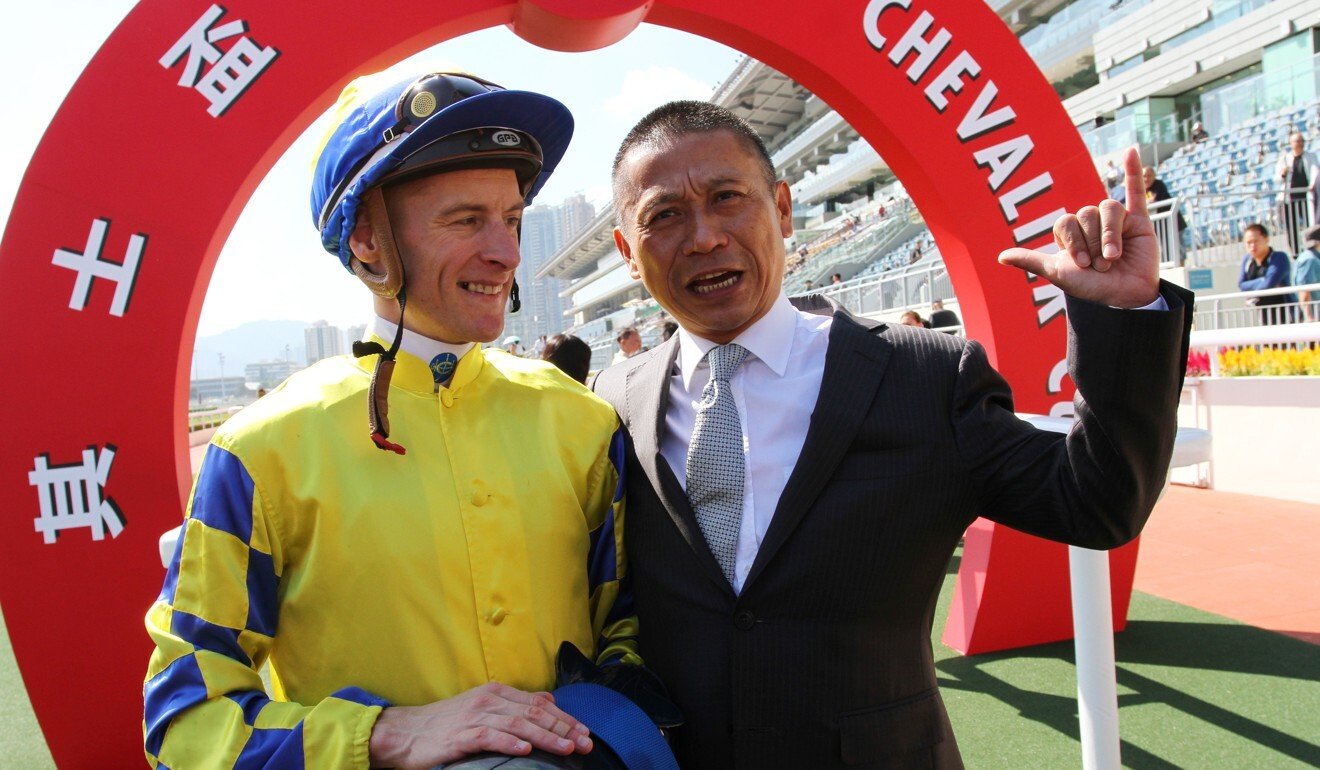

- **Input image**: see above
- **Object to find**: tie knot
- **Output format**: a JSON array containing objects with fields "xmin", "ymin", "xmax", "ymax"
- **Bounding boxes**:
[{"xmin": 706, "ymin": 343, "xmax": 748, "ymax": 382}]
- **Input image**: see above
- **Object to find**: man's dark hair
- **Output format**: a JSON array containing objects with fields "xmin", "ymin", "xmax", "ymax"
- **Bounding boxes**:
[
  {"xmin": 1244, "ymin": 223, "xmax": 1269, "ymax": 238},
  {"xmin": 541, "ymin": 334, "xmax": 592, "ymax": 385},
  {"xmin": 611, "ymin": 100, "xmax": 776, "ymax": 224}
]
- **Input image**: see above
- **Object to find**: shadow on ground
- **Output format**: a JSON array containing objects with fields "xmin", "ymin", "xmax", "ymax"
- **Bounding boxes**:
[{"xmin": 936, "ymin": 616, "xmax": 1320, "ymax": 768}]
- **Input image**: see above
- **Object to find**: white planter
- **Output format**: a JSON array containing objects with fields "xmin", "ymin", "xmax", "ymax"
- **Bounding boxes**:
[{"xmin": 1177, "ymin": 376, "xmax": 1320, "ymax": 504}]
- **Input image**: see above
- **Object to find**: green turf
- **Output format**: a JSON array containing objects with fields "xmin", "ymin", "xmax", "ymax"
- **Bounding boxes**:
[
  {"xmin": 2, "ymin": 548, "xmax": 1316, "ymax": 768},
  {"xmin": 0, "ymin": 605, "xmax": 55, "ymax": 768},
  {"xmin": 932, "ymin": 550, "xmax": 1320, "ymax": 769}
]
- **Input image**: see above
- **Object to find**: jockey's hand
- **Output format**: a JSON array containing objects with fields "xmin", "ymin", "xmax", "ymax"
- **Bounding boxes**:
[{"xmin": 368, "ymin": 681, "xmax": 593, "ymax": 770}]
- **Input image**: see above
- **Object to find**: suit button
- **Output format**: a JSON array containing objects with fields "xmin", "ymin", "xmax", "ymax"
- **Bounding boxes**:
[{"xmin": 734, "ymin": 610, "xmax": 755, "ymax": 630}]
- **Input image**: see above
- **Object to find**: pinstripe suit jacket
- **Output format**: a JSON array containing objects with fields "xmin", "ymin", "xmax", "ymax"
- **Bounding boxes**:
[{"xmin": 592, "ymin": 283, "xmax": 1192, "ymax": 769}]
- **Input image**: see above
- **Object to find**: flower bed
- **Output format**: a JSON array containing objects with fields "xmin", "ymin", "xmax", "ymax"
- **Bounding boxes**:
[{"xmin": 1188, "ymin": 347, "xmax": 1320, "ymax": 377}]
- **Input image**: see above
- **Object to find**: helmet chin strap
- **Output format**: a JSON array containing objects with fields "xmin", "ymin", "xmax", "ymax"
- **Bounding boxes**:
[{"xmin": 349, "ymin": 188, "xmax": 409, "ymax": 455}]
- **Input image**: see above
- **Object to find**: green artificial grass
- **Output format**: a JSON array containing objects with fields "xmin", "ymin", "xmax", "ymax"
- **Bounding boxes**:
[
  {"xmin": 933, "ymin": 550, "xmax": 1320, "ymax": 769},
  {"xmin": 2, "ymin": 547, "xmax": 1316, "ymax": 768},
  {"xmin": 0, "ymin": 606, "xmax": 55, "ymax": 768}
]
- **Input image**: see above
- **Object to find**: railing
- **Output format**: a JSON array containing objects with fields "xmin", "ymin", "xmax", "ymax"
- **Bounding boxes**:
[
  {"xmin": 187, "ymin": 408, "xmax": 231, "ymax": 432},
  {"xmin": 1192, "ymin": 282, "xmax": 1320, "ymax": 330},
  {"xmin": 794, "ymin": 258, "xmax": 953, "ymax": 318},
  {"xmin": 1182, "ymin": 189, "xmax": 1315, "ymax": 262},
  {"xmin": 786, "ymin": 200, "xmax": 921, "ymax": 291},
  {"xmin": 1080, "ymin": 112, "xmax": 1182, "ymax": 157},
  {"xmin": 1149, "ymin": 198, "xmax": 1184, "ymax": 268}
]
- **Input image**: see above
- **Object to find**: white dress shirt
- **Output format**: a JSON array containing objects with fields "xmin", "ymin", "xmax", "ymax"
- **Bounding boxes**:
[{"xmin": 661, "ymin": 293, "xmax": 832, "ymax": 593}]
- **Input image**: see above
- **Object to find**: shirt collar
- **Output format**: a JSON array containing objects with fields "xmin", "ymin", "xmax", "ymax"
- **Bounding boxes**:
[
  {"xmin": 368, "ymin": 316, "xmax": 475, "ymax": 365},
  {"xmin": 355, "ymin": 316, "xmax": 481, "ymax": 393},
  {"xmin": 677, "ymin": 292, "xmax": 797, "ymax": 390}
]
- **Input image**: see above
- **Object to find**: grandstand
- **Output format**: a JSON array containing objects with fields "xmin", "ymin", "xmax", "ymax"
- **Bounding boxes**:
[
  {"xmin": 539, "ymin": 0, "xmax": 1320, "ymax": 369},
  {"xmin": 1162, "ymin": 97, "xmax": 1319, "ymax": 257}
]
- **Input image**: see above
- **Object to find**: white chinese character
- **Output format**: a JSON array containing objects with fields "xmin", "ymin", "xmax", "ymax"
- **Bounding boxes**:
[
  {"xmin": 159, "ymin": 4, "xmax": 278, "ymax": 117},
  {"xmin": 51, "ymin": 218, "xmax": 145, "ymax": 317},
  {"xmin": 29, "ymin": 446, "xmax": 125, "ymax": 545}
]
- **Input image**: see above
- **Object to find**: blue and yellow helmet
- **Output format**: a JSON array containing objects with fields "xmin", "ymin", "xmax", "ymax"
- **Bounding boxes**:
[{"xmin": 311, "ymin": 71, "xmax": 574, "ymax": 270}]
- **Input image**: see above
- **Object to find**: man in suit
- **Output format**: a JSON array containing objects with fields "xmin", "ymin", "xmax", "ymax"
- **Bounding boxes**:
[{"xmin": 594, "ymin": 100, "xmax": 1191, "ymax": 769}]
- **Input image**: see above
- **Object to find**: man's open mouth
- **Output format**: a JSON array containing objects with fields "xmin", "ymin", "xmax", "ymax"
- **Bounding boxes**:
[{"xmin": 689, "ymin": 271, "xmax": 741, "ymax": 294}]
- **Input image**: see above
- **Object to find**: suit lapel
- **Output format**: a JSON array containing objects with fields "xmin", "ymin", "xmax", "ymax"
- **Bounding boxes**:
[
  {"xmin": 742, "ymin": 312, "xmax": 893, "ymax": 593},
  {"xmin": 628, "ymin": 338, "xmax": 734, "ymax": 595}
]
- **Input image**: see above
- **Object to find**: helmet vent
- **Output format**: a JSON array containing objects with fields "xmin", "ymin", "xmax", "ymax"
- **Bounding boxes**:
[{"xmin": 410, "ymin": 92, "xmax": 437, "ymax": 119}]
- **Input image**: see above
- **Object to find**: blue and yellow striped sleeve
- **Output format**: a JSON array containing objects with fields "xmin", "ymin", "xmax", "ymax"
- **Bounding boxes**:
[
  {"xmin": 585, "ymin": 427, "xmax": 641, "ymax": 667},
  {"xmin": 143, "ymin": 444, "xmax": 388, "ymax": 769}
]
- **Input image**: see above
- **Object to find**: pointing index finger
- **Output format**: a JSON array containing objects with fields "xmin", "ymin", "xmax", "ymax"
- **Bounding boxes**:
[{"xmin": 1122, "ymin": 146, "xmax": 1148, "ymax": 218}]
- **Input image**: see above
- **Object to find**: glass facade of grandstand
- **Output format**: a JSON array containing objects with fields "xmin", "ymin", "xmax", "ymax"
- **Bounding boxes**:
[{"xmin": 534, "ymin": 0, "xmax": 1320, "ymax": 371}]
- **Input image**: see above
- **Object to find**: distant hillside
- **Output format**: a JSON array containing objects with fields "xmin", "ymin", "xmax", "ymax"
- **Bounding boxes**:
[{"xmin": 191, "ymin": 320, "xmax": 310, "ymax": 380}]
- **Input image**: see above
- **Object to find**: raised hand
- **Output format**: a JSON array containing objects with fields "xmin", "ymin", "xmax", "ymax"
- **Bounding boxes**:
[
  {"xmin": 368, "ymin": 681, "xmax": 593, "ymax": 769},
  {"xmin": 998, "ymin": 146, "xmax": 1161, "ymax": 309}
]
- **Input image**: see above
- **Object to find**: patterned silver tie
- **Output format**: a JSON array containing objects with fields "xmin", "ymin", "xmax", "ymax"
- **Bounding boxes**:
[{"xmin": 686, "ymin": 343, "xmax": 749, "ymax": 585}]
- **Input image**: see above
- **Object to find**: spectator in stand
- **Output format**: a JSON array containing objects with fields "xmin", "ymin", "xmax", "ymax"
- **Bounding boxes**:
[
  {"xmin": 501, "ymin": 335, "xmax": 522, "ymax": 356},
  {"xmin": 899, "ymin": 310, "xmax": 925, "ymax": 328},
  {"xmin": 805, "ymin": 279, "xmax": 815, "ymax": 291},
  {"xmin": 1103, "ymin": 160, "xmax": 1121, "ymax": 190},
  {"xmin": 1142, "ymin": 166, "xmax": 1172, "ymax": 204},
  {"xmin": 1143, "ymin": 166, "xmax": 1186, "ymax": 255},
  {"xmin": 530, "ymin": 334, "xmax": 548, "ymax": 359},
  {"xmin": 1238, "ymin": 223, "xmax": 1293, "ymax": 326},
  {"xmin": 661, "ymin": 320, "xmax": 679, "ymax": 342},
  {"xmin": 929, "ymin": 299, "xmax": 960, "ymax": 333},
  {"xmin": 830, "ymin": 273, "xmax": 843, "ymax": 285},
  {"xmin": 1295, "ymin": 225, "xmax": 1320, "ymax": 323},
  {"xmin": 1277, "ymin": 131, "xmax": 1320, "ymax": 252},
  {"xmin": 1189, "ymin": 122, "xmax": 1209, "ymax": 144},
  {"xmin": 611, "ymin": 326, "xmax": 646, "ymax": 364},
  {"xmin": 541, "ymin": 333, "xmax": 592, "ymax": 385},
  {"xmin": 909, "ymin": 243, "xmax": 922, "ymax": 265}
]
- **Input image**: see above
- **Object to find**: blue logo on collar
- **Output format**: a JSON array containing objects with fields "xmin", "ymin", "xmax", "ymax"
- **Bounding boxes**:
[{"xmin": 430, "ymin": 353, "xmax": 459, "ymax": 384}]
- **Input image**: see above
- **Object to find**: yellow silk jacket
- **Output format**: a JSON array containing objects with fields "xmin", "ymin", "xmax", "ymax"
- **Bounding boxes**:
[{"xmin": 144, "ymin": 343, "xmax": 636, "ymax": 769}]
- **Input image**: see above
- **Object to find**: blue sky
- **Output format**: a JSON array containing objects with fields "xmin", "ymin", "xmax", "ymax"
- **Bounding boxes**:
[{"xmin": 0, "ymin": 1, "xmax": 744, "ymax": 335}]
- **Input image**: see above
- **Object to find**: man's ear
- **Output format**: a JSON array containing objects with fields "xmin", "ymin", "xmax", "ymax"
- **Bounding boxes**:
[
  {"xmin": 614, "ymin": 227, "xmax": 643, "ymax": 281},
  {"xmin": 348, "ymin": 216, "xmax": 382, "ymax": 272},
  {"xmin": 775, "ymin": 180, "xmax": 794, "ymax": 239}
]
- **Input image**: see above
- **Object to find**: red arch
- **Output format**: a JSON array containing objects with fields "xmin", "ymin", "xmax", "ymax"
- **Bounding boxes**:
[{"xmin": 0, "ymin": 0, "xmax": 1130, "ymax": 763}]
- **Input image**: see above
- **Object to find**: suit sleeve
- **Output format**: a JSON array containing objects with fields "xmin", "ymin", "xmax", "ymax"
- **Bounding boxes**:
[
  {"xmin": 143, "ymin": 444, "xmax": 388, "ymax": 769},
  {"xmin": 584, "ymin": 426, "xmax": 643, "ymax": 667},
  {"xmin": 951, "ymin": 281, "xmax": 1193, "ymax": 548}
]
